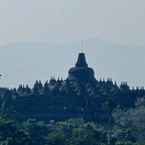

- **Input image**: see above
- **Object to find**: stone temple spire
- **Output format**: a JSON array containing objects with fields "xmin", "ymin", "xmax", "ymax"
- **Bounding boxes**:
[
  {"xmin": 75, "ymin": 53, "xmax": 88, "ymax": 67},
  {"xmin": 68, "ymin": 53, "xmax": 95, "ymax": 82}
]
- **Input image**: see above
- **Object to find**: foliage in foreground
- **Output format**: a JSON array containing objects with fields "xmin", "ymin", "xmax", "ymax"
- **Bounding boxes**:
[{"xmin": 0, "ymin": 114, "xmax": 143, "ymax": 145}]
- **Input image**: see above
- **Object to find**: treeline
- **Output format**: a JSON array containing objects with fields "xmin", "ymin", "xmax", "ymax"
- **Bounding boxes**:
[{"xmin": 1, "ymin": 106, "xmax": 145, "ymax": 145}]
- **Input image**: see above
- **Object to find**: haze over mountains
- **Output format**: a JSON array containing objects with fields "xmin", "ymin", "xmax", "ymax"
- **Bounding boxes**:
[{"xmin": 0, "ymin": 38, "xmax": 145, "ymax": 87}]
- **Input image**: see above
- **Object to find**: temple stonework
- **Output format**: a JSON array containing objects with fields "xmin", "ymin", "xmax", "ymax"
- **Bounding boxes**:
[
  {"xmin": 2, "ymin": 53, "xmax": 109, "ymax": 122},
  {"xmin": 68, "ymin": 53, "xmax": 95, "ymax": 82}
]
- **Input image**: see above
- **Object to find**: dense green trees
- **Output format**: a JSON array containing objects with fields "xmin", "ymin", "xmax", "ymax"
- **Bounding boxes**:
[
  {"xmin": 0, "ymin": 116, "xmax": 31, "ymax": 145},
  {"xmin": 0, "ymin": 116, "xmax": 143, "ymax": 145},
  {"xmin": 112, "ymin": 98, "xmax": 145, "ymax": 144}
]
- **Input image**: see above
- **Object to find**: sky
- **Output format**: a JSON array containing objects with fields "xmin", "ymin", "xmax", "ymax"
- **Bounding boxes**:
[{"xmin": 0, "ymin": 0, "xmax": 145, "ymax": 88}]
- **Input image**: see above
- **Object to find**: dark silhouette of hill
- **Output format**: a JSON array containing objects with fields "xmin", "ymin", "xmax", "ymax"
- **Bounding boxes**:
[{"xmin": 0, "ymin": 53, "xmax": 145, "ymax": 122}]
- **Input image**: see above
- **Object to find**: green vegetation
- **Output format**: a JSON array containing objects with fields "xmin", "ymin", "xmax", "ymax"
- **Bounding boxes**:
[{"xmin": 0, "ymin": 109, "xmax": 145, "ymax": 145}]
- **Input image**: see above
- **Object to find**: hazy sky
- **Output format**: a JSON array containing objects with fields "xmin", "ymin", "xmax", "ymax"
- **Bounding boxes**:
[{"xmin": 0, "ymin": 0, "xmax": 145, "ymax": 87}]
